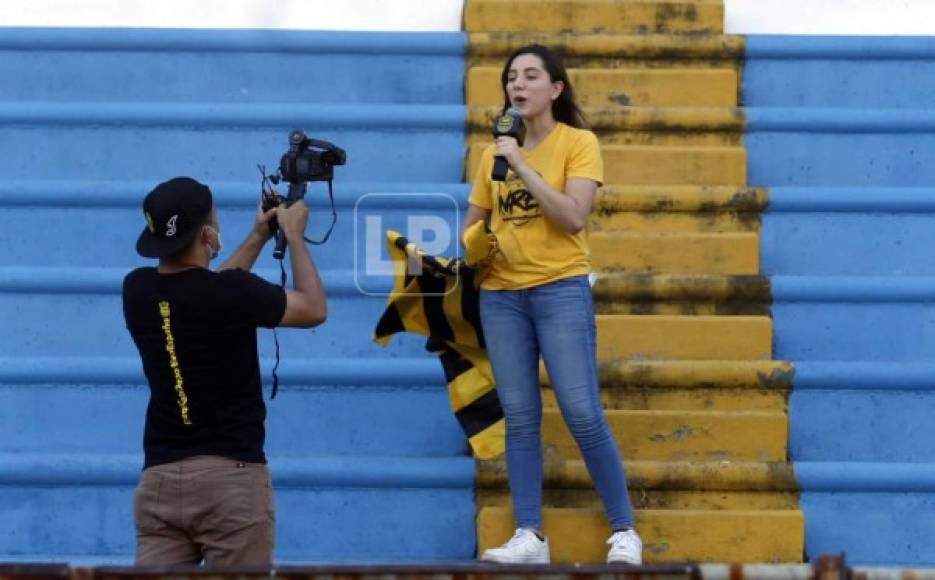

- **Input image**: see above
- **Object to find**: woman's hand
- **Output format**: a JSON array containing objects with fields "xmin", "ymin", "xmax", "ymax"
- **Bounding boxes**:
[{"xmin": 495, "ymin": 136, "xmax": 525, "ymax": 172}]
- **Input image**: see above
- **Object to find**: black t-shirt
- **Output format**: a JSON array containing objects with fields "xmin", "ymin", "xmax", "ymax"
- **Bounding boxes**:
[{"xmin": 122, "ymin": 267, "xmax": 287, "ymax": 468}]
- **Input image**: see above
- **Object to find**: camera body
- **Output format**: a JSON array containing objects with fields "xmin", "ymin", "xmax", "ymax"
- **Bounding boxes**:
[
  {"xmin": 263, "ymin": 129, "xmax": 347, "ymax": 258},
  {"xmin": 279, "ymin": 129, "xmax": 347, "ymax": 185}
]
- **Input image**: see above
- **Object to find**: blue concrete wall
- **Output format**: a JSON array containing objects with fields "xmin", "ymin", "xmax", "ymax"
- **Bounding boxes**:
[
  {"xmin": 743, "ymin": 36, "xmax": 935, "ymax": 108},
  {"xmin": 795, "ymin": 464, "xmax": 935, "ymax": 565},
  {"xmin": 0, "ymin": 28, "xmax": 464, "ymax": 104},
  {"xmin": 747, "ymin": 36, "xmax": 935, "ymax": 564},
  {"xmin": 0, "ymin": 454, "xmax": 474, "ymax": 562},
  {"xmin": 0, "ymin": 28, "xmax": 472, "ymax": 563},
  {"xmin": 746, "ymin": 110, "xmax": 935, "ymax": 187}
]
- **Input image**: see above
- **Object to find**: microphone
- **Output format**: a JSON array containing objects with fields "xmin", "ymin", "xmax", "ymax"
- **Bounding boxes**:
[{"xmin": 491, "ymin": 107, "xmax": 525, "ymax": 182}]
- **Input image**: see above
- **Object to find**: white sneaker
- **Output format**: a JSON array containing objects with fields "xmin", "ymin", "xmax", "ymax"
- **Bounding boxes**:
[
  {"xmin": 481, "ymin": 528, "xmax": 550, "ymax": 564},
  {"xmin": 607, "ymin": 529, "xmax": 642, "ymax": 565}
]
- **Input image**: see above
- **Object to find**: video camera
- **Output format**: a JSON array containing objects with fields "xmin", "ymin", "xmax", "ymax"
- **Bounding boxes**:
[{"xmin": 262, "ymin": 129, "xmax": 346, "ymax": 259}]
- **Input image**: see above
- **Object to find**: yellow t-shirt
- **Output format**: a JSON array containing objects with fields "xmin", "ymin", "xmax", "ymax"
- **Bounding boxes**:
[{"xmin": 468, "ymin": 122, "xmax": 603, "ymax": 290}]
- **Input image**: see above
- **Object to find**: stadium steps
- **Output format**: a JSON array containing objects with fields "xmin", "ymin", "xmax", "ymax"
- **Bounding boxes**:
[{"xmin": 462, "ymin": 0, "xmax": 803, "ymax": 563}]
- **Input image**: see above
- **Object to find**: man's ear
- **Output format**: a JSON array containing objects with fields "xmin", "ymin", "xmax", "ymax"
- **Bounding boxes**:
[{"xmin": 199, "ymin": 225, "xmax": 213, "ymax": 245}]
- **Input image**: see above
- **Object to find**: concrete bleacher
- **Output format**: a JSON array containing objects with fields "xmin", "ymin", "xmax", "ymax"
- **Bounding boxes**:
[
  {"xmin": 746, "ymin": 35, "xmax": 935, "ymax": 565},
  {"xmin": 3, "ymin": 0, "xmax": 935, "ymax": 567},
  {"xmin": 464, "ymin": 0, "xmax": 803, "ymax": 565},
  {"xmin": 0, "ymin": 27, "xmax": 474, "ymax": 562},
  {"xmin": 467, "ymin": 0, "xmax": 935, "ymax": 566}
]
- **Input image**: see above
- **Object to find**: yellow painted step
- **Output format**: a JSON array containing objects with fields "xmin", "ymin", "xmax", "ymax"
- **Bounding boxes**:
[
  {"xmin": 542, "ymin": 409, "xmax": 786, "ymax": 461},
  {"xmin": 600, "ymin": 131, "xmax": 741, "ymax": 147},
  {"xmin": 590, "ymin": 274, "xmax": 770, "ymax": 315},
  {"xmin": 469, "ymin": 129, "xmax": 739, "ymax": 147},
  {"xmin": 480, "ymin": 487, "xmax": 798, "ymax": 511},
  {"xmin": 467, "ymin": 66, "xmax": 737, "ymax": 107},
  {"xmin": 467, "ymin": 33, "xmax": 743, "ymax": 66},
  {"xmin": 468, "ymin": 107, "xmax": 744, "ymax": 147},
  {"xmin": 541, "ymin": 356, "xmax": 789, "ymax": 411},
  {"xmin": 596, "ymin": 302, "xmax": 768, "ymax": 316},
  {"xmin": 478, "ymin": 506, "xmax": 804, "ymax": 563},
  {"xmin": 591, "ymin": 210, "xmax": 758, "ymax": 233},
  {"xmin": 469, "ymin": 107, "xmax": 745, "ymax": 133},
  {"xmin": 478, "ymin": 459, "xmax": 798, "ymax": 491},
  {"xmin": 464, "ymin": 0, "xmax": 725, "ymax": 35},
  {"xmin": 604, "ymin": 145, "xmax": 746, "ymax": 185},
  {"xmin": 593, "ymin": 185, "xmax": 766, "ymax": 213},
  {"xmin": 596, "ymin": 314, "xmax": 772, "ymax": 360},
  {"xmin": 592, "ymin": 359, "xmax": 793, "ymax": 389},
  {"xmin": 590, "ymin": 231, "xmax": 760, "ymax": 274},
  {"xmin": 465, "ymin": 143, "xmax": 746, "ymax": 185},
  {"xmin": 542, "ymin": 358, "xmax": 789, "ymax": 411},
  {"xmin": 544, "ymin": 383, "xmax": 785, "ymax": 412},
  {"xmin": 596, "ymin": 302, "xmax": 769, "ymax": 316},
  {"xmin": 591, "ymin": 272, "xmax": 769, "ymax": 302},
  {"xmin": 478, "ymin": 460, "xmax": 798, "ymax": 509},
  {"xmin": 469, "ymin": 126, "xmax": 740, "ymax": 148}
]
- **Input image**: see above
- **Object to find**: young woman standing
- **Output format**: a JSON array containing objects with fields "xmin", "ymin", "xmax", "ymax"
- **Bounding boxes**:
[{"xmin": 464, "ymin": 45, "xmax": 642, "ymax": 565}]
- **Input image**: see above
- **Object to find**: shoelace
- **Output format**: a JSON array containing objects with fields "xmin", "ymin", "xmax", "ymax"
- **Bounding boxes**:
[
  {"xmin": 506, "ymin": 529, "xmax": 534, "ymax": 547},
  {"xmin": 607, "ymin": 531, "xmax": 630, "ymax": 546}
]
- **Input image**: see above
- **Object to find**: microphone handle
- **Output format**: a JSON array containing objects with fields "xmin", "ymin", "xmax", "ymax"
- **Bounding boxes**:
[{"xmin": 491, "ymin": 155, "xmax": 509, "ymax": 182}]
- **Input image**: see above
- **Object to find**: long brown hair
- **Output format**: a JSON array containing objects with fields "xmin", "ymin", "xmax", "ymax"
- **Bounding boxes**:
[{"xmin": 500, "ymin": 44, "xmax": 587, "ymax": 129}]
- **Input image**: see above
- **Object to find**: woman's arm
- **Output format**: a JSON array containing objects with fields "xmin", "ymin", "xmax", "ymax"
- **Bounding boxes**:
[
  {"xmin": 495, "ymin": 136, "xmax": 596, "ymax": 234},
  {"xmin": 461, "ymin": 203, "xmax": 492, "ymax": 248}
]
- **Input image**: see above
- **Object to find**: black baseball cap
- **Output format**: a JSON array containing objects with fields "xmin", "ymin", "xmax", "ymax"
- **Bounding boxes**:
[{"xmin": 136, "ymin": 177, "xmax": 213, "ymax": 258}]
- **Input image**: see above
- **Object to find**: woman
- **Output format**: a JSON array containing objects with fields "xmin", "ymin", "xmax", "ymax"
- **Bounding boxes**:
[{"xmin": 463, "ymin": 45, "xmax": 642, "ymax": 565}]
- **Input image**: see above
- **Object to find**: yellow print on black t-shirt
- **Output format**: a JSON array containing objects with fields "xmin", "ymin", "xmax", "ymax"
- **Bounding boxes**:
[
  {"xmin": 158, "ymin": 300, "xmax": 192, "ymax": 425},
  {"xmin": 496, "ymin": 170, "xmax": 542, "ymax": 227}
]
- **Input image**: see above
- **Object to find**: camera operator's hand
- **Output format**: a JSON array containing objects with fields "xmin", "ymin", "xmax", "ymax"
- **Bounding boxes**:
[
  {"xmin": 276, "ymin": 199, "xmax": 309, "ymax": 243},
  {"xmin": 253, "ymin": 202, "xmax": 277, "ymax": 241},
  {"xmin": 217, "ymin": 201, "xmax": 285, "ymax": 273}
]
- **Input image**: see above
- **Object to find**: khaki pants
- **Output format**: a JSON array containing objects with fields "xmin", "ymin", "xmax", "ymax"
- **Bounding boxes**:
[{"xmin": 133, "ymin": 455, "xmax": 275, "ymax": 566}]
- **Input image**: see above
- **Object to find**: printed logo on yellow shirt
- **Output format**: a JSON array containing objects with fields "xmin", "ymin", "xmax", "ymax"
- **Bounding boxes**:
[{"xmin": 496, "ymin": 171, "xmax": 542, "ymax": 226}]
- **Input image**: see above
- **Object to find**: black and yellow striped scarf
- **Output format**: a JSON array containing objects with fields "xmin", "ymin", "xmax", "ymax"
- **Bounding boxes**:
[{"xmin": 373, "ymin": 231, "xmax": 505, "ymax": 459}]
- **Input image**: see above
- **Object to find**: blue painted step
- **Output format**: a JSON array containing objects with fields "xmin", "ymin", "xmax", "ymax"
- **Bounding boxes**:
[
  {"xmin": 744, "ymin": 35, "xmax": 935, "ymax": 566},
  {"xmin": 0, "ymin": 281, "xmax": 432, "ymax": 359},
  {"xmin": 0, "ymin": 28, "xmax": 465, "ymax": 105},
  {"xmin": 0, "ymin": 357, "xmax": 465, "ymax": 457},
  {"xmin": 794, "ymin": 461, "xmax": 935, "ymax": 565},
  {"xmin": 744, "ymin": 36, "xmax": 935, "ymax": 108},
  {"xmin": 0, "ymin": 453, "xmax": 474, "ymax": 563},
  {"xmin": 0, "ymin": 181, "xmax": 471, "ymax": 270},
  {"xmin": 0, "ymin": 103, "xmax": 466, "ymax": 183},
  {"xmin": 0, "ymin": 26, "xmax": 473, "ymax": 564},
  {"xmin": 763, "ymin": 187, "xmax": 935, "ymax": 276},
  {"xmin": 746, "ymin": 108, "xmax": 935, "ymax": 186}
]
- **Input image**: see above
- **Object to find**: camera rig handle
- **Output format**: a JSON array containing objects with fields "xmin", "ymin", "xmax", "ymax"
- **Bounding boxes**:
[
  {"xmin": 272, "ymin": 227, "xmax": 287, "ymax": 261},
  {"xmin": 271, "ymin": 182, "xmax": 308, "ymax": 260}
]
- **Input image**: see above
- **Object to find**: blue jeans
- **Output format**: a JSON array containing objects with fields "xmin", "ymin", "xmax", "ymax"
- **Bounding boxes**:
[{"xmin": 479, "ymin": 275, "xmax": 634, "ymax": 531}]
